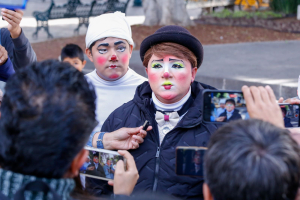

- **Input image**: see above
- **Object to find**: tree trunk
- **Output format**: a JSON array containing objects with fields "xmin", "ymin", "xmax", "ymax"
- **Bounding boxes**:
[{"xmin": 142, "ymin": 0, "xmax": 195, "ymax": 26}]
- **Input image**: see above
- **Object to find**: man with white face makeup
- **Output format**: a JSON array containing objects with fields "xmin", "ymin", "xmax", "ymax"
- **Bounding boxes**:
[
  {"xmin": 85, "ymin": 12, "xmax": 147, "ymax": 134},
  {"xmin": 88, "ymin": 25, "xmax": 220, "ymax": 199}
]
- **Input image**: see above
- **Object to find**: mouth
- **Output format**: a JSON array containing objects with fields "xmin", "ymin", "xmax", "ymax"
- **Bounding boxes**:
[
  {"xmin": 162, "ymin": 81, "xmax": 173, "ymax": 90},
  {"xmin": 109, "ymin": 65, "xmax": 117, "ymax": 69}
]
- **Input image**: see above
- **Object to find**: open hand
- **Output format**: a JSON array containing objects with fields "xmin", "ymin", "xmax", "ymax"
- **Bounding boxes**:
[
  {"xmin": 242, "ymin": 85, "xmax": 284, "ymax": 128},
  {"xmin": 108, "ymin": 150, "xmax": 139, "ymax": 196},
  {"xmin": 1, "ymin": 9, "xmax": 23, "ymax": 39}
]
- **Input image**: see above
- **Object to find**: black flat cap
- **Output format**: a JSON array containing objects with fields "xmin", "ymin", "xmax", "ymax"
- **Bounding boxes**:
[{"xmin": 140, "ymin": 25, "xmax": 204, "ymax": 68}]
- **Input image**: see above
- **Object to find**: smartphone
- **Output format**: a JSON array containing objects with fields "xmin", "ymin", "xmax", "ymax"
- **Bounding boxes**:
[
  {"xmin": 203, "ymin": 90, "xmax": 248, "ymax": 123},
  {"xmin": 175, "ymin": 146, "xmax": 206, "ymax": 177},
  {"xmin": 80, "ymin": 146, "xmax": 126, "ymax": 181},
  {"xmin": 203, "ymin": 89, "xmax": 300, "ymax": 127},
  {"xmin": 0, "ymin": 0, "xmax": 28, "ymax": 10}
]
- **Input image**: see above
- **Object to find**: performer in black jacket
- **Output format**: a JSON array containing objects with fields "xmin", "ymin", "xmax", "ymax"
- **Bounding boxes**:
[{"xmin": 217, "ymin": 99, "xmax": 242, "ymax": 122}]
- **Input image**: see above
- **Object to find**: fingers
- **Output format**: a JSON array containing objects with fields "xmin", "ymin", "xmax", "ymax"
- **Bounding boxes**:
[
  {"xmin": 1, "ymin": 8, "xmax": 23, "ymax": 20},
  {"xmin": 128, "ymin": 125, "xmax": 152, "ymax": 136},
  {"xmin": 108, "ymin": 180, "xmax": 114, "ymax": 186},
  {"xmin": 115, "ymin": 160, "xmax": 125, "ymax": 173},
  {"xmin": 130, "ymin": 140, "xmax": 139, "ymax": 149},
  {"xmin": 242, "ymin": 85, "xmax": 254, "ymax": 109},
  {"xmin": 132, "ymin": 135, "xmax": 144, "ymax": 144},
  {"xmin": 259, "ymin": 86, "xmax": 271, "ymax": 104},
  {"xmin": 278, "ymin": 97, "xmax": 284, "ymax": 103},
  {"xmin": 265, "ymin": 85, "xmax": 277, "ymax": 104},
  {"xmin": 127, "ymin": 126, "xmax": 143, "ymax": 135},
  {"xmin": 118, "ymin": 150, "xmax": 137, "ymax": 172}
]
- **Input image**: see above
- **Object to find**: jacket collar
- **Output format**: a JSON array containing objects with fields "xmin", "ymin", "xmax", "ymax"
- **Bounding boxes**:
[
  {"xmin": 133, "ymin": 81, "xmax": 214, "ymax": 128},
  {"xmin": 0, "ymin": 168, "xmax": 75, "ymax": 200}
]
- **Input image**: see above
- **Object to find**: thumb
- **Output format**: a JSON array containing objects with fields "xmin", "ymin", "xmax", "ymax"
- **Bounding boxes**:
[{"xmin": 278, "ymin": 97, "xmax": 284, "ymax": 103}]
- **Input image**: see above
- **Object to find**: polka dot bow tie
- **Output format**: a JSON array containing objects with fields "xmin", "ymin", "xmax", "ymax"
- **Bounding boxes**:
[{"xmin": 155, "ymin": 111, "xmax": 180, "ymax": 127}]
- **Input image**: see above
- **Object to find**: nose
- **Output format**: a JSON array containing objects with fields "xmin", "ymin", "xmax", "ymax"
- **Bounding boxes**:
[
  {"xmin": 163, "ymin": 72, "xmax": 170, "ymax": 78},
  {"xmin": 111, "ymin": 55, "xmax": 117, "ymax": 61}
]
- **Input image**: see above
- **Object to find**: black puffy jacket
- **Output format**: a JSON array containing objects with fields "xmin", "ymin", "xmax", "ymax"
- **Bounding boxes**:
[{"xmin": 88, "ymin": 81, "xmax": 219, "ymax": 199}]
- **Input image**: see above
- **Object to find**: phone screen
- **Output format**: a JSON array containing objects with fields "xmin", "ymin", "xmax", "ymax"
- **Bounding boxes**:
[
  {"xmin": 203, "ymin": 91, "xmax": 248, "ymax": 123},
  {"xmin": 176, "ymin": 147, "xmax": 206, "ymax": 177},
  {"xmin": 80, "ymin": 146, "xmax": 125, "ymax": 181},
  {"xmin": 279, "ymin": 104, "xmax": 300, "ymax": 127}
]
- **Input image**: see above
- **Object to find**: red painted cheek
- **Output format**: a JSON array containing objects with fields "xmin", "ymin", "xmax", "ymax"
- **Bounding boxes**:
[
  {"xmin": 176, "ymin": 72, "xmax": 190, "ymax": 84},
  {"xmin": 148, "ymin": 72, "xmax": 159, "ymax": 82},
  {"xmin": 97, "ymin": 57, "xmax": 106, "ymax": 65},
  {"xmin": 109, "ymin": 74, "xmax": 119, "ymax": 79},
  {"xmin": 121, "ymin": 54, "xmax": 129, "ymax": 64}
]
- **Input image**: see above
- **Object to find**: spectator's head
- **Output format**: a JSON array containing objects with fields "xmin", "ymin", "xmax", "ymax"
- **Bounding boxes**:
[
  {"xmin": 107, "ymin": 159, "xmax": 111, "ymax": 166},
  {"xmin": 140, "ymin": 25, "xmax": 203, "ymax": 104},
  {"xmin": 93, "ymin": 156, "xmax": 99, "ymax": 164},
  {"xmin": 225, "ymin": 99, "xmax": 235, "ymax": 112},
  {"xmin": 204, "ymin": 119, "xmax": 300, "ymax": 200},
  {"xmin": 61, "ymin": 44, "xmax": 86, "ymax": 71},
  {"xmin": 219, "ymin": 99, "xmax": 226, "ymax": 109},
  {"xmin": 0, "ymin": 60, "xmax": 98, "ymax": 179},
  {"xmin": 85, "ymin": 12, "xmax": 133, "ymax": 81}
]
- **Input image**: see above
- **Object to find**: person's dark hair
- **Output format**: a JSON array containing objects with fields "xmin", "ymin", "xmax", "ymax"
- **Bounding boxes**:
[
  {"xmin": 225, "ymin": 98, "xmax": 235, "ymax": 106},
  {"xmin": 61, "ymin": 44, "xmax": 85, "ymax": 62},
  {"xmin": 205, "ymin": 119, "xmax": 300, "ymax": 200},
  {"xmin": 0, "ymin": 60, "xmax": 98, "ymax": 178}
]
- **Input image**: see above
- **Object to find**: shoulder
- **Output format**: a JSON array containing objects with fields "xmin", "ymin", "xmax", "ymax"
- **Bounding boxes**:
[{"xmin": 128, "ymin": 69, "xmax": 147, "ymax": 82}]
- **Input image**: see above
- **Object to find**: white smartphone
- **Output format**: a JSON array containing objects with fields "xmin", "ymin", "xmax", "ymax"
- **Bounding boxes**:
[{"xmin": 80, "ymin": 146, "xmax": 126, "ymax": 181}]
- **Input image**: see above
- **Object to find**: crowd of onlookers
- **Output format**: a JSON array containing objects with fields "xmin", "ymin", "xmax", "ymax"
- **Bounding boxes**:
[{"xmin": 0, "ymin": 9, "xmax": 300, "ymax": 200}]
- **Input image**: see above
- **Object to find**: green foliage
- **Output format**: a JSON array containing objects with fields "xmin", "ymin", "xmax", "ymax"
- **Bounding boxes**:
[
  {"xmin": 270, "ymin": 0, "xmax": 300, "ymax": 14},
  {"xmin": 210, "ymin": 9, "xmax": 283, "ymax": 19}
]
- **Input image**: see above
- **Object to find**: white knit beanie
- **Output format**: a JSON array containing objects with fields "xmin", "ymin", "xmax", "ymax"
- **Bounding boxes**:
[{"xmin": 85, "ymin": 12, "xmax": 134, "ymax": 48}]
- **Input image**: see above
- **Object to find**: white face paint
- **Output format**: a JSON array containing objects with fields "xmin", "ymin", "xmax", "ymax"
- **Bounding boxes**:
[{"xmin": 146, "ymin": 55, "xmax": 197, "ymax": 104}]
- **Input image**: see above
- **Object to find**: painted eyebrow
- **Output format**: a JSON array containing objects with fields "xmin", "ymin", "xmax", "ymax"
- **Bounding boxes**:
[
  {"xmin": 169, "ymin": 58, "xmax": 184, "ymax": 63},
  {"xmin": 97, "ymin": 43, "xmax": 109, "ymax": 48},
  {"xmin": 151, "ymin": 59, "xmax": 163, "ymax": 63},
  {"xmin": 114, "ymin": 41, "xmax": 125, "ymax": 45}
]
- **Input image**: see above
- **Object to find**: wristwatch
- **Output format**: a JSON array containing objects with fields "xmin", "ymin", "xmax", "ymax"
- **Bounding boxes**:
[{"xmin": 96, "ymin": 132, "xmax": 106, "ymax": 149}]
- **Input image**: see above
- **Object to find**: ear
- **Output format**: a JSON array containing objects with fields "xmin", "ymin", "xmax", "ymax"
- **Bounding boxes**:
[
  {"xmin": 82, "ymin": 60, "xmax": 87, "ymax": 68},
  {"xmin": 85, "ymin": 48, "xmax": 94, "ymax": 63},
  {"xmin": 191, "ymin": 67, "xmax": 198, "ymax": 82},
  {"xmin": 145, "ymin": 67, "xmax": 148, "ymax": 75},
  {"xmin": 64, "ymin": 149, "xmax": 88, "ymax": 178},
  {"xmin": 128, "ymin": 45, "xmax": 134, "ymax": 59},
  {"xmin": 203, "ymin": 183, "xmax": 214, "ymax": 200}
]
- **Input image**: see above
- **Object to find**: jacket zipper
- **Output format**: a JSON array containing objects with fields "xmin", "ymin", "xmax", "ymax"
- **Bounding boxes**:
[{"xmin": 153, "ymin": 146, "xmax": 160, "ymax": 191}]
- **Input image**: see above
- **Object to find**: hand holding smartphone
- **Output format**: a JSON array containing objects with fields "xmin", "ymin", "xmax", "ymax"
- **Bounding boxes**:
[{"xmin": 203, "ymin": 89, "xmax": 300, "ymax": 128}]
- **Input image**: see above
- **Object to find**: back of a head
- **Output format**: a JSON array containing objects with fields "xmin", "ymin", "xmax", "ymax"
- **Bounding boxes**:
[
  {"xmin": 205, "ymin": 119, "xmax": 300, "ymax": 200},
  {"xmin": 0, "ymin": 60, "xmax": 97, "ymax": 178},
  {"xmin": 61, "ymin": 44, "xmax": 84, "ymax": 62}
]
